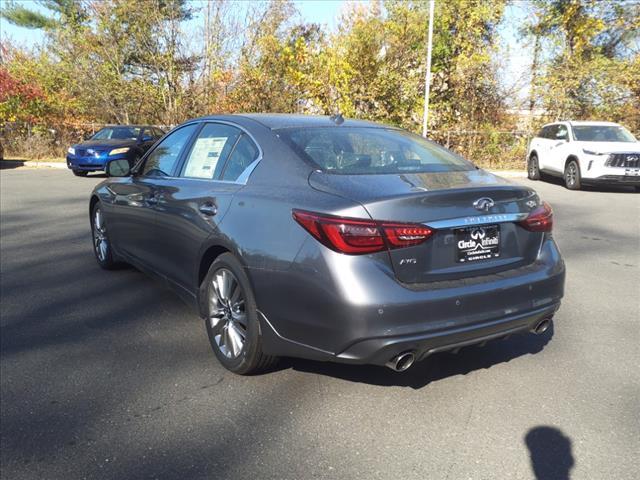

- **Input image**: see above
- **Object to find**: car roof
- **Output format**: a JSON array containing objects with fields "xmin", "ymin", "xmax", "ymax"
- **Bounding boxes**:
[
  {"xmin": 101, "ymin": 125, "xmax": 158, "ymax": 128},
  {"xmin": 542, "ymin": 120, "xmax": 621, "ymax": 127},
  {"xmin": 192, "ymin": 113, "xmax": 391, "ymax": 130}
]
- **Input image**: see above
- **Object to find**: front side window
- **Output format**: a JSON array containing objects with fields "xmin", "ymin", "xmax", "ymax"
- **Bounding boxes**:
[
  {"xmin": 142, "ymin": 124, "xmax": 198, "ymax": 177},
  {"xmin": 221, "ymin": 135, "xmax": 259, "ymax": 181},
  {"xmin": 92, "ymin": 126, "xmax": 141, "ymax": 140},
  {"xmin": 279, "ymin": 127, "xmax": 472, "ymax": 174},
  {"xmin": 572, "ymin": 125, "xmax": 636, "ymax": 142},
  {"xmin": 181, "ymin": 123, "xmax": 241, "ymax": 180},
  {"xmin": 556, "ymin": 125, "xmax": 569, "ymax": 140}
]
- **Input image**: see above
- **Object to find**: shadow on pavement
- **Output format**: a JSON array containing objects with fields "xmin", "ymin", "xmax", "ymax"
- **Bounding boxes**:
[
  {"xmin": 525, "ymin": 426, "xmax": 575, "ymax": 480},
  {"xmin": 536, "ymin": 173, "xmax": 638, "ymax": 194},
  {"xmin": 0, "ymin": 159, "xmax": 26, "ymax": 169},
  {"xmin": 283, "ymin": 322, "xmax": 554, "ymax": 389}
]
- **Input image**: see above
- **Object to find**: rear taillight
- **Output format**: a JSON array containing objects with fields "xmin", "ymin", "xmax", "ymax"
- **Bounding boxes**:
[
  {"xmin": 519, "ymin": 201, "xmax": 553, "ymax": 232},
  {"xmin": 292, "ymin": 210, "xmax": 434, "ymax": 255}
]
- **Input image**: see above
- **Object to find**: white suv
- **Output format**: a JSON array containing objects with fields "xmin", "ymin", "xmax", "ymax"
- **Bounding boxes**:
[{"xmin": 527, "ymin": 121, "xmax": 640, "ymax": 190}]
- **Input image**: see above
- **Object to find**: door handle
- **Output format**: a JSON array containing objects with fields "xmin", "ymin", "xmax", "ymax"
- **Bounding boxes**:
[{"xmin": 199, "ymin": 203, "xmax": 218, "ymax": 216}]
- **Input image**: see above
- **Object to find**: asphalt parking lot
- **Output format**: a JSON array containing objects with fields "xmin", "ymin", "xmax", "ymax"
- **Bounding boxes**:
[{"xmin": 1, "ymin": 168, "xmax": 638, "ymax": 480}]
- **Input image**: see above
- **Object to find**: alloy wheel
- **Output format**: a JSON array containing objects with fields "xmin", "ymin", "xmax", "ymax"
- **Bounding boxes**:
[
  {"xmin": 208, "ymin": 269, "xmax": 247, "ymax": 359},
  {"xmin": 93, "ymin": 207, "xmax": 108, "ymax": 262},
  {"xmin": 566, "ymin": 163, "xmax": 577, "ymax": 187}
]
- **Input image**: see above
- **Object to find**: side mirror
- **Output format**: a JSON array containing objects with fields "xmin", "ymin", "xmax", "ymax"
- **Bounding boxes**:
[{"xmin": 107, "ymin": 159, "xmax": 131, "ymax": 177}]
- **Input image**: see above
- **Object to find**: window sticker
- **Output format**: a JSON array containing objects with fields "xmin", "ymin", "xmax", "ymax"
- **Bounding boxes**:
[{"xmin": 184, "ymin": 137, "xmax": 229, "ymax": 179}]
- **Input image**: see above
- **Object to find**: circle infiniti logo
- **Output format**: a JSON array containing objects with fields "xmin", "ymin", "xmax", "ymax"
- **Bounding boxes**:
[{"xmin": 470, "ymin": 227, "xmax": 486, "ymax": 240}]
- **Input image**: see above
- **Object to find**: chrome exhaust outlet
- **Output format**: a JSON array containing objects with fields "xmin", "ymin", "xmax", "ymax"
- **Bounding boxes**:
[
  {"xmin": 386, "ymin": 351, "xmax": 416, "ymax": 372},
  {"xmin": 532, "ymin": 318, "xmax": 552, "ymax": 335}
]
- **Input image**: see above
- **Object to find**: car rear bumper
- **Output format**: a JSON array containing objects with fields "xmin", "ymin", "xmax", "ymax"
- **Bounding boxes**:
[
  {"xmin": 253, "ymin": 235, "xmax": 566, "ymax": 367},
  {"xmin": 332, "ymin": 302, "xmax": 559, "ymax": 366}
]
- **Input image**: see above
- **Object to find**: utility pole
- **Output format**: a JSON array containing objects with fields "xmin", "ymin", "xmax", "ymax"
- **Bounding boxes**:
[{"xmin": 422, "ymin": 0, "xmax": 435, "ymax": 138}]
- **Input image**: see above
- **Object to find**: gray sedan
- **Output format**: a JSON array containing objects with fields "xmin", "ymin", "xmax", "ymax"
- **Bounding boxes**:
[{"xmin": 90, "ymin": 114, "xmax": 565, "ymax": 374}]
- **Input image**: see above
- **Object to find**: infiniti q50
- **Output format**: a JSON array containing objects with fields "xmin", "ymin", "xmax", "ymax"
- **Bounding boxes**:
[{"xmin": 90, "ymin": 114, "xmax": 565, "ymax": 374}]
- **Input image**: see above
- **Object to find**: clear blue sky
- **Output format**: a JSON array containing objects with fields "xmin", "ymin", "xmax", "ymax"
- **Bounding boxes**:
[{"xmin": 0, "ymin": 0, "xmax": 532, "ymax": 103}]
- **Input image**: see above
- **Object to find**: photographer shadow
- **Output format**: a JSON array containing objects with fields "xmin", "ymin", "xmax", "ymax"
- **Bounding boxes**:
[{"xmin": 525, "ymin": 426, "xmax": 575, "ymax": 480}]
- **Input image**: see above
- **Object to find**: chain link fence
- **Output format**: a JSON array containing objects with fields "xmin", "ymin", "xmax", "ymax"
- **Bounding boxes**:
[
  {"xmin": 0, "ymin": 122, "xmax": 171, "ymax": 160},
  {"xmin": 1, "ymin": 121, "xmax": 529, "ymax": 169}
]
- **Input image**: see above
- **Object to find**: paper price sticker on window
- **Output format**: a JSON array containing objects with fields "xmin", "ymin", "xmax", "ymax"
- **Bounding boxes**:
[{"xmin": 184, "ymin": 137, "xmax": 229, "ymax": 179}]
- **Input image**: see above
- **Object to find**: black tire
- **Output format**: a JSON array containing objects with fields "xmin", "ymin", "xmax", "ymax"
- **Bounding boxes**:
[
  {"xmin": 564, "ymin": 159, "xmax": 582, "ymax": 190},
  {"xmin": 634, "ymin": 186, "xmax": 640, "ymax": 192},
  {"xmin": 527, "ymin": 153, "xmax": 541, "ymax": 180},
  {"xmin": 201, "ymin": 253, "xmax": 278, "ymax": 375},
  {"xmin": 73, "ymin": 170, "xmax": 88, "ymax": 177},
  {"xmin": 90, "ymin": 202, "xmax": 118, "ymax": 270}
]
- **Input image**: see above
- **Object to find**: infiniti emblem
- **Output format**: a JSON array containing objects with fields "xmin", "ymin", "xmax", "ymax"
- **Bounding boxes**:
[
  {"xmin": 473, "ymin": 197, "xmax": 494, "ymax": 212},
  {"xmin": 470, "ymin": 227, "xmax": 486, "ymax": 240}
]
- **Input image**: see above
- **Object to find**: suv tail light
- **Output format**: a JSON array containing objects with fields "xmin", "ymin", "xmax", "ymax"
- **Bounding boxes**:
[
  {"xmin": 519, "ymin": 201, "xmax": 553, "ymax": 232},
  {"xmin": 292, "ymin": 209, "xmax": 434, "ymax": 255}
]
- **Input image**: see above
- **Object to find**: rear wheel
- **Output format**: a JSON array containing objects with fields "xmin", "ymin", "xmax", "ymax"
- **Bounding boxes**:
[
  {"xmin": 564, "ymin": 160, "xmax": 582, "ymax": 190},
  {"xmin": 202, "ymin": 253, "xmax": 277, "ymax": 374},
  {"xmin": 73, "ymin": 170, "xmax": 88, "ymax": 177},
  {"xmin": 527, "ymin": 154, "xmax": 541, "ymax": 180}
]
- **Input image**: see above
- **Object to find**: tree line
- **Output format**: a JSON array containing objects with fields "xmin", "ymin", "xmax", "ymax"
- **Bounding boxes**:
[{"xmin": 1, "ymin": 0, "xmax": 638, "ymax": 165}]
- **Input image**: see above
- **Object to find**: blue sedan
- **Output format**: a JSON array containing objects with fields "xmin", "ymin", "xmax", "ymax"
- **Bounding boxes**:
[{"xmin": 67, "ymin": 125, "xmax": 164, "ymax": 176}]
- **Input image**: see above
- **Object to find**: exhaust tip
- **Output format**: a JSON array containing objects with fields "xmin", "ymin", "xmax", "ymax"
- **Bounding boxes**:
[
  {"xmin": 533, "ymin": 318, "xmax": 552, "ymax": 335},
  {"xmin": 386, "ymin": 351, "xmax": 415, "ymax": 372}
]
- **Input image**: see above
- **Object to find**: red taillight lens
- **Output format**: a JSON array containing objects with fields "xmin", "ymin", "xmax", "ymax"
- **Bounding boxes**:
[
  {"xmin": 292, "ymin": 210, "xmax": 434, "ymax": 255},
  {"xmin": 519, "ymin": 201, "xmax": 553, "ymax": 232}
]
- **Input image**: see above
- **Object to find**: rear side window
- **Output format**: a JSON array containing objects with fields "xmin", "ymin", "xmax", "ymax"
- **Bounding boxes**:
[
  {"xmin": 181, "ymin": 123, "xmax": 241, "ymax": 179},
  {"xmin": 221, "ymin": 135, "xmax": 259, "ymax": 181},
  {"xmin": 142, "ymin": 124, "xmax": 198, "ymax": 177},
  {"xmin": 279, "ymin": 127, "xmax": 472, "ymax": 174},
  {"xmin": 545, "ymin": 125, "xmax": 558, "ymax": 139}
]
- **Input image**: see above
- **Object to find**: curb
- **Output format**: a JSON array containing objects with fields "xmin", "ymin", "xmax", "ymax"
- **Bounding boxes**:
[
  {"xmin": 488, "ymin": 170, "xmax": 527, "ymax": 178},
  {"xmin": 24, "ymin": 161, "xmax": 67, "ymax": 169},
  {"xmin": 1, "ymin": 160, "xmax": 67, "ymax": 170}
]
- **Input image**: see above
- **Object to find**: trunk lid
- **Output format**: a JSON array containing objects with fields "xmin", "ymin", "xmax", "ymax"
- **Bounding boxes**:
[{"xmin": 309, "ymin": 169, "xmax": 544, "ymax": 283}]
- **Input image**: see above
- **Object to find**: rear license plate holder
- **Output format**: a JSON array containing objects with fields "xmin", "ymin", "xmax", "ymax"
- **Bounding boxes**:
[{"xmin": 455, "ymin": 225, "xmax": 500, "ymax": 263}]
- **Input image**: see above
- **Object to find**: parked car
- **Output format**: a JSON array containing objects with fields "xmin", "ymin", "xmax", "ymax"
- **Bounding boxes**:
[
  {"xmin": 90, "ymin": 114, "xmax": 565, "ymax": 374},
  {"xmin": 67, "ymin": 125, "xmax": 164, "ymax": 176},
  {"xmin": 527, "ymin": 121, "xmax": 640, "ymax": 190}
]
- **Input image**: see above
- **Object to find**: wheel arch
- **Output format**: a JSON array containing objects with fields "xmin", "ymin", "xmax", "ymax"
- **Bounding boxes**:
[
  {"xmin": 529, "ymin": 149, "xmax": 538, "ymax": 160},
  {"xmin": 196, "ymin": 241, "xmax": 255, "ymax": 318},
  {"xmin": 89, "ymin": 195, "xmax": 100, "ymax": 218},
  {"xmin": 565, "ymin": 154, "xmax": 580, "ymax": 170}
]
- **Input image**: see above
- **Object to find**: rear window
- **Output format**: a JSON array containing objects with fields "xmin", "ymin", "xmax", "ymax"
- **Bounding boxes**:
[{"xmin": 278, "ymin": 127, "xmax": 472, "ymax": 174}]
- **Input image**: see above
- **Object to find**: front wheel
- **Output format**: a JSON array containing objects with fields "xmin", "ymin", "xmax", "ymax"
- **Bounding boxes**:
[
  {"xmin": 202, "ymin": 253, "xmax": 277, "ymax": 374},
  {"xmin": 91, "ymin": 202, "xmax": 118, "ymax": 269},
  {"xmin": 564, "ymin": 160, "xmax": 582, "ymax": 190},
  {"xmin": 527, "ymin": 154, "xmax": 541, "ymax": 180}
]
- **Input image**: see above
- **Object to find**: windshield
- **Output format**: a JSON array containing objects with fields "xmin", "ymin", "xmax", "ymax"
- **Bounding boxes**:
[
  {"xmin": 279, "ymin": 127, "xmax": 472, "ymax": 174},
  {"xmin": 572, "ymin": 125, "xmax": 636, "ymax": 143},
  {"xmin": 92, "ymin": 127, "xmax": 141, "ymax": 140}
]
